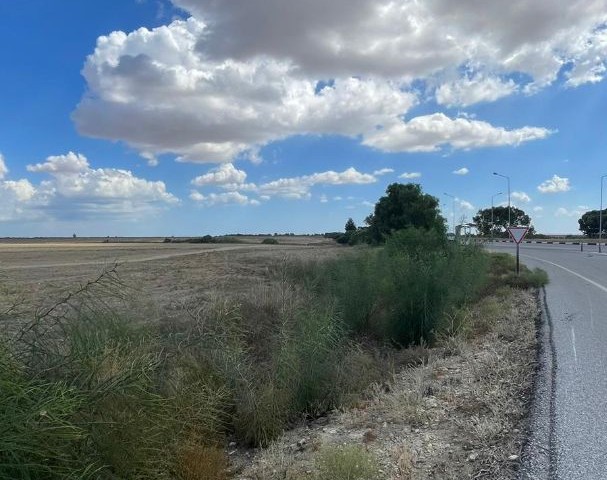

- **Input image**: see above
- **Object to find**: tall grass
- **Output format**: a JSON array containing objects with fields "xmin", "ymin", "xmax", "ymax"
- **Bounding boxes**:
[
  {"xmin": 0, "ymin": 229, "xmax": 507, "ymax": 476},
  {"xmin": 296, "ymin": 228, "xmax": 489, "ymax": 346}
]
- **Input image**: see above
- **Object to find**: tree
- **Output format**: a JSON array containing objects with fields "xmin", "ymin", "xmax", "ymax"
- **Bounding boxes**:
[
  {"xmin": 473, "ymin": 206, "xmax": 534, "ymax": 237},
  {"xmin": 578, "ymin": 209, "xmax": 607, "ymax": 237},
  {"xmin": 345, "ymin": 218, "xmax": 357, "ymax": 232},
  {"xmin": 366, "ymin": 183, "xmax": 446, "ymax": 243}
]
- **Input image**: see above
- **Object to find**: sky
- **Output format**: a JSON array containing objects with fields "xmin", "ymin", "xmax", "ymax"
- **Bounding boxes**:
[{"xmin": 1, "ymin": 0, "xmax": 607, "ymax": 237}]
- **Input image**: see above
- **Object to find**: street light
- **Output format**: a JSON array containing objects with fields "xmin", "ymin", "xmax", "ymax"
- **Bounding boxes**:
[
  {"xmin": 493, "ymin": 172, "xmax": 511, "ymax": 226},
  {"xmin": 444, "ymin": 192, "xmax": 456, "ymax": 235},
  {"xmin": 491, "ymin": 192, "xmax": 503, "ymax": 240},
  {"xmin": 600, "ymin": 174, "xmax": 607, "ymax": 253}
]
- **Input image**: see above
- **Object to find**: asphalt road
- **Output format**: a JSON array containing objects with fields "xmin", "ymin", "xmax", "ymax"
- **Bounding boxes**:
[{"xmin": 489, "ymin": 243, "xmax": 607, "ymax": 479}]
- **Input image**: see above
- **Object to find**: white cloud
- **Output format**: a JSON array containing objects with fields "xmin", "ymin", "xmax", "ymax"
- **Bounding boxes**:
[
  {"xmin": 436, "ymin": 76, "xmax": 518, "ymax": 107},
  {"xmin": 190, "ymin": 190, "xmax": 254, "ymax": 206},
  {"xmin": 72, "ymin": 2, "xmax": 571, "ymax": 163},
  {"xmin": 457, "ymin": 199, "xmax": 475, "ymax": 211},
  {"xmin": 25, "ymin": 152, "xmax": 178, "ymax": 219},
  {"xmin": 533, "ymin": 206, "xmax": 544, "ymax": 212},
  {"xmin": 173, "ymin": 0, "xmax": 607, "ymax": 88},
  {"xmin": 512, "ymin": 191, "xmax": 532, "ymax": 203},
  {"xmin": 452, "ymin": 167, "xmax": 469, "ymax": 175},
  {"xmin": 373, "ymin": 168, "xmax": 394, "ymax": 176},
  {"xmin": 320, "ymin": 194, "xmax": 328, "ymax": 203},
  {"xmin": 233, "ymin": 167, "xmax": 377, "ymax": 200},
  {"xmin": 364, "ymin": 113, "xmax": 552, "ymax": 153},
  {"xmin": 537, "ymin": 174, "xmax": 571, "ymax": 193},
  {"xmin": 192, "ymin": 163, "xmax": 247, "ymax": 186},
  {"xmin": 27, "ymin": 152, "xmax": 89, "ymax": 174},
  {"xmin": 399, "ymin": 172, "xmax": 422, "ymax": 179},
  {"xmin": 555, "ymin": 206, "xmax": 585, "ymax": 217},
  {"xmin": 0, "ymin": 153, "xmax": 8, "ymax": 179}
]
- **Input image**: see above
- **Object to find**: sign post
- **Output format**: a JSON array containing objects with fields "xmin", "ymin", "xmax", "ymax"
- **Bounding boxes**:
[{"xmin": 507, "ymin": 226, "xmax": 529, "ymax": 275}]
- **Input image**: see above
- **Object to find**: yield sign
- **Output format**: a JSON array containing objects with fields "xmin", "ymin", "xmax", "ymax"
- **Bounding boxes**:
[{"xmin": 508, "ymin": 226, "xmax": 529, "ymax": 244}]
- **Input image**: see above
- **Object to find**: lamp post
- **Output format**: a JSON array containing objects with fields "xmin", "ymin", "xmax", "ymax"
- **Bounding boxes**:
[
  {"xmin": 493, "ymin": 172, "xmax": 511, "ymax": 226},
  {"xmin": 444, "ymin": 192, "xmax": 456, "ymax": 235},
  {"xmin": 600, "ymin": 174, "xmax": 607, "ymax": 253},
  {"xmin": 491, "ymin": 192, "xmax": 503, "ymax": 241}
]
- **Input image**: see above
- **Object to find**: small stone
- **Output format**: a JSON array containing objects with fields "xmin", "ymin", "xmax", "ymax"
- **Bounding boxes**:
[
  {"xmin": 508, "ymin": 454, "xmax": 520, "ymax": 461},
  {"xmin": 468, "ymin": 452, "xmax": 478, "ymax": 461},
  {"xmin": 228, "ymin": 441, "xmax": 237, "ymax": 447}
]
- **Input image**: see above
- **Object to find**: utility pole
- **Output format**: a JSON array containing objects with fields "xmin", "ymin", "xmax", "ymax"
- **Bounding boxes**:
[
  {"xmin": 600, "ymin": 174, "xmax": 606, "ymax": 253},
  {"xmin": 444, "ymin": 192, "xmax": 456, "ymax": 235},
  {"xmin": 493, "ymin": 172, "xmax": 511, "ymax": 226},
  {"xmin": 491, "ymin": 191, "xmax": 503, "ymax": 241}
]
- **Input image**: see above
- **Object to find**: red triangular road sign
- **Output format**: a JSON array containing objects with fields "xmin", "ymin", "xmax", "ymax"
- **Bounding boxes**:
[{"xmin": 508, "ymin": 226, "xmax": 529, "ymax": 244}]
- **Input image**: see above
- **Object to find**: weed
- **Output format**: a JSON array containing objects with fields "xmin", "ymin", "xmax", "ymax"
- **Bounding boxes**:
[{"xmin": 314, "ymin": 444, "xmax": 380, "ymax": 480}]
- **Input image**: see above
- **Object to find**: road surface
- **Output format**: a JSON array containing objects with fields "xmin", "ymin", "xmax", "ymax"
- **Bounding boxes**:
[{"xmin": 489, "ymin": 243, "xmax": 607, "ymax": 479}]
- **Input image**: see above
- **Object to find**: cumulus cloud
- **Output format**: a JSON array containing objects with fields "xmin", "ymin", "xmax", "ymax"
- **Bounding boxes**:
[
  {"xmin": 256, "ymin": 167, "xmax": 376, "ymax": 199},
  {"xmin": 192, "ymin": 163, "xmax": 247, "ymax": 186},
  {"xmin": 190, "ymin": 166, "xmax": 377, "ymax": 202},
  {"xmin": 436, "ymin": 76, "xmax": 518, "ymax": 107},
  {"xmin": 72, "ymin": 1, "xmax": 572, "ymax": 163},
  {"xmin": 189, "ymin": 190, "xmax": 254, "ymax": 206},
  {"xmin": 533, "ymin": 206, "xmax": 544, "ymax": 212},
  {"xmin": 453, "ymin": 167, "xmax": 469, "ymax": 175},
  {"xmin": 0, "ymin": 153, "xmax": 8, "ymax": 179},
  {"xmin": 4, "ymin": 152, "xmax": 178, "ymax": 222},
  {"xmin": 373, "ymin": 168, "xmax": 394, "ymax": 176},
  {"xmin": 457, "ymin": 199, "xmax": 475, "ymax": 211},
  {"xmin": 173, "ymin": 0, "xmax": 607, "ymax": 86},
  {"xmin": 20, "ymin": 152, "xmax": 178, "ymax": 220},
  {"xmin": 555, "ymin": 206, "xmax": 585, "ymax": 217},
  {"xmin": 399, "ymin": 172, "xmax": 422, "ymax": 179},
  {"xmin": 537, "ymin": 175, "xmax": 571, "ymax": 193},
  {"xmin": 512, "ymin": 191, "xmax": 532, "ymax": 203},
  {"xmin": 363, "ymin": 114, "xmax": 552, "ymax": 153}
]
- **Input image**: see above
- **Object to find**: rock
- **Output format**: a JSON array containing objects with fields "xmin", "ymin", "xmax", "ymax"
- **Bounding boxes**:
[
  {"xmin": 508, "ymin": 454, "xmax": 520, "ymax": 461},
  {"xmin": 467, "ymin": 452, "xmax": 479, "ymax": 461},
  {"xmin": 363, "ymin": 429, "xmax": 378, "ymax": 444}
]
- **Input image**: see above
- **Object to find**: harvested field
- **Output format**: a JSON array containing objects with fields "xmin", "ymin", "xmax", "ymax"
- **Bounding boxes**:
[{"xmin": 0, "ymin": 237, "xmax": 342, "ymax": 315}]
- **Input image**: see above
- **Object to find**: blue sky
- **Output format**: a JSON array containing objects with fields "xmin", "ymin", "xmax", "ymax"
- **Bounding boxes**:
[{"xmin": 1, "ymin": 0, "xmax": 606, "ymax": 236}]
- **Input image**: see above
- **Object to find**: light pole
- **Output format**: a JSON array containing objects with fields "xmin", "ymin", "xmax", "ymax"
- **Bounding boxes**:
[
  {"xmin": 600, "ymin": 174, "xmax": 607, "ymax": 253},
  {"xmin": 493, "ymin": 172, "xmax": 511, "ymax": 226},
  {"xmin": 491, "ymin": 192, "xmax": 503, "ymax": 240},
  {"xmin": 444, "ymin": 192, "xmax": 456, "ymax": 235}
]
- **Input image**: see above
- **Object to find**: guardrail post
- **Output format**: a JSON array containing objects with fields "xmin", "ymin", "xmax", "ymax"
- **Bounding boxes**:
[{"xmin": 581, "ymin": 242, "xmax": 584, "ymax": 252}]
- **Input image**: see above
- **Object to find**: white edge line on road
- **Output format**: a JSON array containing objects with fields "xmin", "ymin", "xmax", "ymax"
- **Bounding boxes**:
[{"xmin": 521, "ymin": 254, "xmax": 607, "ymax": 294}]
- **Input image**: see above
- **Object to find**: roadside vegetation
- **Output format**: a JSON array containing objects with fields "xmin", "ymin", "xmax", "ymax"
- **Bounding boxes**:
[{"xmin": 0, "ymin": 183, "xmax": 548, "ymax": 479}]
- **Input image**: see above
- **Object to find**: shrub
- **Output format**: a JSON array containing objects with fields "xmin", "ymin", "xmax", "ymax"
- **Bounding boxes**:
[
  {"xmin": 262, "ymin": 237, "xmax": 279, "ymax": 245},
  {"xmin": 315, "ymin": 444, "xmax": 380, "ymax": 480}
]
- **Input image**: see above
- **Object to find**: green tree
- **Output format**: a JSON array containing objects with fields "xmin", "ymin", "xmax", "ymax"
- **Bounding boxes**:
[
  {"xmin": 366, "ymin": 183, "xmax": 446, "ymax": 243},
  {"xmin": 473, "ymin": 206, "xmax": 534, "ymax": 237},
  {"xmin": 344, "ymin": 218, "xmax": 356, "ymax": 232},
  {"xmin": 578, "ymin": 209, "xmax": 607, "ymax": 237}
]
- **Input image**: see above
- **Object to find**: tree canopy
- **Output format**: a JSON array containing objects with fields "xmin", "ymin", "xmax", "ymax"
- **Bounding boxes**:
[
  {"xmin": 578, "ymin": 209, "xmax": 607, "ymax": 237},
  {"xmin": 472, "ymin": 206, "xmax": 534, "ymax": 236},
  {"xmin": 366, "ymin": 183, "xmax": 446, "ymax": 243}
]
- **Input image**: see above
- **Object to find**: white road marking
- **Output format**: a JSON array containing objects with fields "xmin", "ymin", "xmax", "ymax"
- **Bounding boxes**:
[
  {"xmin": 571, "ymin": 326, "xmax": 578, "ymax": 365},
  {"xmin": 521, "ymin": 254, "xmax": 607, "ymax": 295}
]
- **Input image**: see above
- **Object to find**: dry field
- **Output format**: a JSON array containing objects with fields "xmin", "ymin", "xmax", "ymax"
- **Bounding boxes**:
[{"xmin": 0, "ymin": 236, "xmax": 341, "ymax": 315}]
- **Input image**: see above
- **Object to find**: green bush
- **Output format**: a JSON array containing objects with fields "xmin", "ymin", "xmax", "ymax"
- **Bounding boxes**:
[
  {"xmin": 262, "ymin": 237, "xmax": 279, "ymax": 245},
  {"xmin": 295, "ymin": 228, "xmax": 489, "ymax": 346},
  {"xmin": 315, "ymin": 444, "xmax": 380, "ymax": 480}
]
